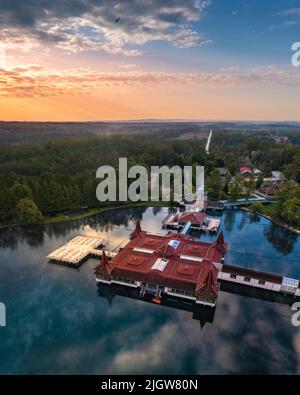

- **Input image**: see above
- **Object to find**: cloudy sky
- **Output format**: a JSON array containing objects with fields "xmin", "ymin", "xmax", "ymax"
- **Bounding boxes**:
[{"xmin": 0, "ymin": 0, "xmax": 299, "ymax": 121}]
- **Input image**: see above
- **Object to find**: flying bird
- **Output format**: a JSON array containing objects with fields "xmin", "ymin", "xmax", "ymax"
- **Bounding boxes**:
[{"xmin": 115, "ymin": 17, "xmax": 120, "ymax": 24}]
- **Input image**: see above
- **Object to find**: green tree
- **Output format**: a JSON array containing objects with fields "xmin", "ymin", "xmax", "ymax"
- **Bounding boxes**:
[
  {"xmin": 0, "ymin": 186, "xmax": 14, "ymax": 221},
  {"xmin": 229, "ymin": 175, "xmax": 243, "ymax": 200},
  {"xmin": 225, "ymin": 171, "xmax": 232, "ymax": 184},
  {"xmin": 206, "ymin": 169, "xmax": 222, "ymax": 199},
  {"xmin": 215, "ymin": 157, "xmax": 225, "ymax": 167},
  {"xmin": 223, "ymin": 182, "xmax": 229, "ymax": 196},
  {"xmin": 244, "ymin": 174, "xmax": 256, "ymax": 198},
  {"xmin": 284, "ymin": 154, "xmax": 300, "ymax": 183},
  {"xmin": 10, "ymin": 182, "xmax": 32, "ymax": 205},
  {"xmin": 274, "ymin": 182, "xmax": 300, "ymax": 227},
  {"xmin": 282, "ymin": 198, "xmax": 300, "ymax": 226},
  {"xmin": 276, "ymin": 182, "xmax": 300, "ymax": 210},
  {"xmin": 250, "ymin": 202, "xmax": 264, "ymax": 213},
  {"xmin": 17, "ymin": 198, "xmax": 43, "ymax": 224},
  {"xmin": 256, "ymin": 173, "xmax": 264, "ymax": 189}
]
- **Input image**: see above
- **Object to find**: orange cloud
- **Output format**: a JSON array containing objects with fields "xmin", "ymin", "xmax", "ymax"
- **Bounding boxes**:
[{"xmin": 0, "ymin": 64, "xmax": 299, "ymax": 99}]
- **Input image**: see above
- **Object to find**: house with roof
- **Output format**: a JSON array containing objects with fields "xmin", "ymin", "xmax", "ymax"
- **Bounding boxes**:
[
  {"xmin": 253, "ymin": 168, "xmax": 262, "ymax": 176},
  {"xmin": 218, "ymin": 167, "xmax": 229, "ymax": 177},
  {"xmin": 162, "ymin": 210, "xmax": 206, "ymax": 230},
  {"xmin": 239, "ymin": 167, "xmax": 262, "ymax": 178},
  {"xmin": 177, "ymin": 211, "xmax": 206, "ymax": 229},
  {"xmin": 95, "ymin": 222, "xmax": 228, "ymax": 307},
  {"xmin": 271, "ymin": 135, "xmax": 289, "ymax": 145},
  {"xmin": 271, "ymin": 171, "xmax": 284, "ymax": 183},
  {"xmin": 259, "ymin": 183, "xmax": 285, "ymax": 197},
  {"xmin": 240, "ymin": 167, "xmax": 253, "ymax": 176}
]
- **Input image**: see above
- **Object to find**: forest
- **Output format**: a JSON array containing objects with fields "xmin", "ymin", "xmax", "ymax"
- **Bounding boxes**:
[{"xmin": 0, "ymin": 130, "xmax": 300, "ymax": 226}]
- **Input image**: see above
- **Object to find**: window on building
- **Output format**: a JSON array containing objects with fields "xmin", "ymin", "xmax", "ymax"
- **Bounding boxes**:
[
  {"xmin": 230, "ymin": 274, "xmax": 237, "ymax": 279},
  {"xmin": 258, "ymin": 280, "xmax": 265, "ymax": 285},
  {"xmin": 244, "ymin": 277, "xmax": 251, "ymax": 282}
]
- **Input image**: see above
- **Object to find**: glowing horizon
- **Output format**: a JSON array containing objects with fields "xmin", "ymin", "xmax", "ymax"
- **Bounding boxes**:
[{"xmin": 0, "ymin": 0, "xmax": 300, "ymax": 122}]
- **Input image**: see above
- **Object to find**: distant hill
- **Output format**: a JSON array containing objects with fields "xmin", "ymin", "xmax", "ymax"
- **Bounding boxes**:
[
  {"xmin": 0, "ymin": 121, "xmax": 299, "ymax": 145},
  {"xmin": 0, "ymin": 121, "xmax": 209, "ymax": 145}
]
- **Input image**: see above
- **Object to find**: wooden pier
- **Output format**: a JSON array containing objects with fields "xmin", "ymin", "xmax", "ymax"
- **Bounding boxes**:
[{"xmin": 47, "ymin": 235, "xmax": 105, "ymax": 266}]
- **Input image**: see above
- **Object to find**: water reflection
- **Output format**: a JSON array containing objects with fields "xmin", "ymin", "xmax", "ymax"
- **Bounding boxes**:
[
  {"xmin": 249, "ymin": 212, "xmax": 261, "ymax": 224},
  {"xmin": 224, "ymin": 209, "xmax": 236, "ymax": 232},
  {"xmin": 237, "ymin": 210, "xmax": 247, "ymax": 231},
  {"xmin": 97, "ymin": 283, "xmax": 216, "ymax": 329},
  {"xmin": 220, "ymin": 281, "xmax": 298, "ymax": 306},
  {"xmin": 264, "ymin": 223, "xmax": 298, "ymax": 256},
  {"xmin": 0, "ymin": 207, "xmax": 148, "ymax": 252},
  {"xmin": 152, "ymin": 206, "xmax": 163, "ymax": 216},
  {"xmin": 0, "ymin": 207, "xmax": 299, "ymax": 374}
]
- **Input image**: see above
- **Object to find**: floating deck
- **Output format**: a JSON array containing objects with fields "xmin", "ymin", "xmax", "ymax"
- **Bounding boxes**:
[
  {"xmin": 47, "ymin": 235, "xmax": 105, "ymax": 266},
  {"xmin": 206, "ymin": 218, "xmax": 221, "ymax": 232}
]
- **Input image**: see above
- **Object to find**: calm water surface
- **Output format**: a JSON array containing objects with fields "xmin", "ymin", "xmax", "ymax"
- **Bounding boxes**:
[{"xmin": 0, "ymin": 207, "xmax": 300, "ymax": 374}]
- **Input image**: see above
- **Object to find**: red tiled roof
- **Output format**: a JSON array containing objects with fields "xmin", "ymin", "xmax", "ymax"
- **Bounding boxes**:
[
  {"xmin": 130, "ymin": 220, "xmax": 143, "ymax": 238},
  {"xmin": 103, "ymin": 227, "xmax": 227, "ymax": 293},
  {"xmin": 178, "ymin": 211, "xmax": 206, "ymax": 225},
  {"xmin": 94, "ymin": 250, "xmax": 110, "ymax": 275},
  {"xmin": 196, "ymin": 261, "xmax": 220, "ymax": 297},
  {"xmin": 240, "ymin": 167, "xmax": 252, "ymax": 174},
  {"xmin": 260, "ymin": 183, "xmax": 285, "ymax": 196}
]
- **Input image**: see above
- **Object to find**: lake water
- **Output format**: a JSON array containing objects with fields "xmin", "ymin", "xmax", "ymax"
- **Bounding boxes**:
[{"xmin": 0, "ymin": 207, "xmax": 300, "ymax": 374}]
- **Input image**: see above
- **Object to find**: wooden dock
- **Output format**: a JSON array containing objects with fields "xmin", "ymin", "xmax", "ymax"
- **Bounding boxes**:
[
  {"xmin": 89, "ymin": 249, "xmax": 118, "ymax": 260},
  {"xmin": 47, "ymin": 235, "xmax": 105, "ymax": 266}
]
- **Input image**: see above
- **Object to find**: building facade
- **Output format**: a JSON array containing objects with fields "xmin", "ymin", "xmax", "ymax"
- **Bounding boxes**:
[{"xmin": 95, "ymin": 223, "xmax": 228, "ymax": 307}]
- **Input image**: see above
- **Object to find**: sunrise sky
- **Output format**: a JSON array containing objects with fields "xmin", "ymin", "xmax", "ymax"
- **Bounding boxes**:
[{"xmin": 0, "ymin": 0, "xmax": 300, "ymax": 121}]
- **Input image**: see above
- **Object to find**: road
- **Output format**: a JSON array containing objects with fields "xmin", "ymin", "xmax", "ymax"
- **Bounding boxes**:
[{"xmin": 205, "ymin": 129, "xmax": 213, "ymax": 154}]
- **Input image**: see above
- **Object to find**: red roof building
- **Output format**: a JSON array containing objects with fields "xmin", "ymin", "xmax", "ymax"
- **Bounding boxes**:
[
  {"xmin": 162, "ymin": 210, "xmax": 207, "ymax": 230},
  {"xmin": 95, "ymin": 223, "xmax": 228, "ymax": 306},
  {"xmin": 177, "ymin": 211, "xmax": 206, "ymax": 226},
  {"xmin": 259, "ymin": 183, "xmax": 286, "ymax": 196},
  {"xmin": 240, "ymin": 167, "xmax": 253, "ymax": 176}
]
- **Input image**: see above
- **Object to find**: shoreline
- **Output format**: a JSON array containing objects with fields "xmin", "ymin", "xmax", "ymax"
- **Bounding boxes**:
[
  {"xmin": 241, "ymin": 207, "xmax": 300, "ymax": 235},
  {"xmin": 0, "ymin": 201, "xmax": 172, "ymax": 230},
  {"xmin": 2, "ymin": 202, "xmax": 299, "ymax": 236}
]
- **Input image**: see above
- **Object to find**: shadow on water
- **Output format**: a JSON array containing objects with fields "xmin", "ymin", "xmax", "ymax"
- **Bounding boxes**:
[
  {"xmin": 220, "ymin": 281, "xmax": 300, "ymax": 306},
  {"xmin": 97, "ymin": 283, "xmax": 216, "ymax": 330}
]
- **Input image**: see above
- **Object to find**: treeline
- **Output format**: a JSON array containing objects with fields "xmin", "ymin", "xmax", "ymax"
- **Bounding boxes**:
[
  {"xmin": 251, "ymin": 182, "xmax": 300, "ymax": 229},
  {"xmin": 0, "ymin": 135, "xmax": 208, "ymax": 224},
  {"xmin": 0, "ymin": 122, "xmax": 208, "ymax": 145},
  {"xmin": 211, "ymin": 131, "xmax": 300, "ymax": 181},
  {"xmin": 1, "ymin": 130, "xmax": 300, "ymax": 225},
  {"xmin": 275, "ymin": 183, "xmax": 300, "ymax": 227}
]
